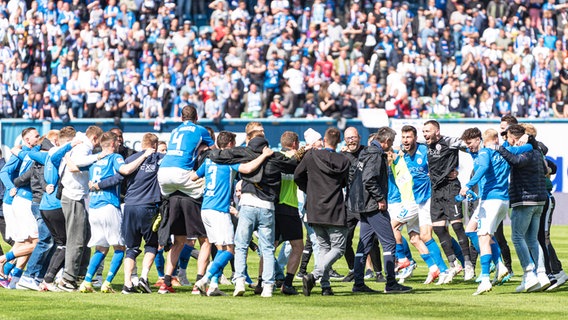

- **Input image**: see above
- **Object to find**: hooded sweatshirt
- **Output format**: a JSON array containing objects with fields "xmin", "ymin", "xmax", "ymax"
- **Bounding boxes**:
[{"xmin": 294, "ymin": 148, "xmax": 350, "ymax": 227}]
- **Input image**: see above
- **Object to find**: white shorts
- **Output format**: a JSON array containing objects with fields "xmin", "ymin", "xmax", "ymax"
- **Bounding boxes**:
[
  {"xmin": 475, "ymin": 199, "xmax": 509, "ymax": 236},
  {"xmin": 418, "ymin": 198, "xmax": 432, "ymax": 227},
  {"xmin": 389, "ymin": 202, "xmax": 420, "ymax": 235},
  {"xmin": 201, "ymin": 209, "xmax": 234, "ymax": 246},
  {"xmin": 88, "ymin": 204, "xmax": 124, "ymax": 247},
  {"xmin": 2, "ymin": 203, "xmax": 15, "ymax": 241},
  {"xmin": 157, "ymin": 167, "xmax": 204, "ymax": 199},
  {"xmin": 11, "ymin": 196, "xmax": 38, "ymax": 241}
]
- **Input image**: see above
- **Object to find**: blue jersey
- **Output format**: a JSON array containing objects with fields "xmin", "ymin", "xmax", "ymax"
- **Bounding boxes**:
[
  {"xmin": 403, "ymin": 144, "xmax": 431, "ymax": 204},
  {"xmin": 196, "ymin": 158, "xmax": 240, "ymax": 213},
  {"xmin": 16, "ymin": 146, "xmax": 40, "ymax": 200},
  {"xmin": 161, "ymin": 121, "xmax": 215, "ymax": 170},
  {"xmin": 89, "ymin": 153, "xmax": 125, "ymax": 209},
  {"xmin": 387, "ymin": 165, "xmax": 402, "ymax": 204},
  {"xmin": 0, "ymin": 155, "xmax": 22, "ymax": 205},
  {"xmin": 39, "ymin": 143, "xmax": 73, "ymax": 210}
]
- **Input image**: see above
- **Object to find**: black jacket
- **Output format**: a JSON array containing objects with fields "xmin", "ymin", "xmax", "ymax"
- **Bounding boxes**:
[
  {"xmin": 207, "ymin": 137, "xmax": 297, "ymax": 203},
  {"xmin": 294, "ymin": 148, "xmax": 350, "ymax": 227},
  {"xmin": 347, "ymin": 141, "xmax": 388, "ymax": 214},
  {"xmin": 498, "ymin": 145, "xmax": 548, "ymax": 207}
]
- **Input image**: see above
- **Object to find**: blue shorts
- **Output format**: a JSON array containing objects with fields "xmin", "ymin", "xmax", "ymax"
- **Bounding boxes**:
[{"xmin": 122, "ymin": 204, "xmax": 159, "ymax": 250}]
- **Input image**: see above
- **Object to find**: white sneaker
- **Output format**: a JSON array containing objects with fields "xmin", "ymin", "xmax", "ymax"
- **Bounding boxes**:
[
  {"xmin": 424, "ymin": 269, "xmax": 440, "ymax": 285},
  {"xmin": 492, "ymin": 262, "xmax": 509, "ymax": 285},
  {"xmin": 92, "ymin": 275, "xmax": 103, "ymax": 288},
  {"xmin": 547, "ymin": 270, "xmax": 568, "ymax": 291},
  {"xmin": 207, "ymin": 286, "xmax": 227, "ymax": 296},
  {"xmin": 464, "ymin": 265, "xmax": 475, "ymax": 281},
  {"xmin": 220, "ymin": 274, "xmax": 232, "ymax": 285},
  {"xmin": 194, "ymin": 277, "xmax": 208, "ymax": 296},
  {"xmin": 516, "ymin": 272, "xmax": 539, "ymax": 293},
  {"xmin": 528, "ymin": 272, "xmax": 551, "ymax": 292},
  {"xmin": 131, "ymin": 274, "xmax": 140, "ymax": 287},
  {"xmin": 436, "ymin": 270, "xmax": 454, "ymax": 285},
  {"xmin": 261, "ymin": 283, "xmax": 273, "ymax": 298},
  {"xmin": 16, "ymin": 275, "xmax": 40, "ymax": 291},
  {"xmin": 473, "ymin": 278, "xmax": 492, "ymax": 296},
  {"xmin": 233, "ymin": 277, "xmax": 246, "ymax": 297}
]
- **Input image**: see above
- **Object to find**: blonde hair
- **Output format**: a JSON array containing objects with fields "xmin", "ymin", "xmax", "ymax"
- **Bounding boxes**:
[
  {"xmin": 520, "ymin": 123, "xmax": 537, "ymax": 137},
  {"xmin": 482, "ymin": 128, "xmax": 498, "ymax": 143}
]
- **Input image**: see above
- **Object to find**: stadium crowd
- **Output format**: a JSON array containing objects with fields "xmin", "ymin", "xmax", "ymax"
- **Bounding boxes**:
[{"xmin": 2, "ymin": 0, "xmax": 568, "ymax": 122}]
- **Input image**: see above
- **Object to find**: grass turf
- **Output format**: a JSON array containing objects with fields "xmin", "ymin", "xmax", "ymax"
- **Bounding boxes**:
[{"xmin": 0, "ymin": 226, "xmax": 567, "ymax": 320}]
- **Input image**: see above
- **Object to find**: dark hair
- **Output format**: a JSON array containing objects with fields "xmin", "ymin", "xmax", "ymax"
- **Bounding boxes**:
[
  {"xmin": 324, "ymin": 127, "xmax": 341, "ymax": 147},
  {"xmin": 21, "ymin": 127, "xmax": 38, "ymax": 138},
  {"xmin": 423, "ymin": 120, "xmax": 440, "ymax": 129},
  {"xmin": 216, "ymin": 131, "xmax": 236, "ymax": 149},
  {"xmin": 375, "ymin": 127, "xmax": 396, "ymax": 143},
  {"xmin": 181, "ymin": 105, "xmax": 198, "ymax": 122},
  {"xmin": 461, "ymin": 127, "xmax": 482, "ymax": 141},
  {"xmin": 401, "ymin": 125, "xmax": 417, "ymax": 137},
  {"xmin": 500, "ymin": 115, "xmax": 518, "ymax": 125},
  {"xmin": 506, "ymin": 124, "xmax": 525, "ymax": 138}
]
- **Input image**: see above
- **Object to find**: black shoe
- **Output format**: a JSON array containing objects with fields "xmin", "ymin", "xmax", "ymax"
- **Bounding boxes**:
[
  {"xmin": 352, "ymin": 284, "xmax": 379, "ymax": 294},
  {"xmin": 384, "ymin": 282, "xmax": 413, "ymax": 294},
  {"xmin": 296, "ymin": 271, "xmax": 307, "ymax": 279},
  {"xmin": 375, "ymin": 272, "xmax": 386, "ymax": 283},
  {"xmin": 254, "ymin": 283, "xmax": 263, "ymax": 295},
  {"xmin": 321, "ymin": 287, "xmax": 334, "ymax": 296},
  {"xmin": 281, "ymin": 284, "xmax": 299, "ymax": 295},
  {"xmin": 342, "ymin": 270, "xmax": 355, "ymax": 282},
  {"xmin": 137, "ymin": 278, "xmax": 152, "ymax": 294},
  {"xmin": 121, "ymin": 285, "xmax": 138, "ymax": 294},
  {"xmin": 329, "ymin": 269, "xmax": 344, "ymax": 279},
  {"xmin": 57, "ymin": 279, "xmax": 78, "ymax": 292},
  {"xmin": 302, "ymin": 273, "xmax": 316, "ymax": 296},
  {"xmin": 275, "ymin": 278, "xmax": 285, "ymax": 289}
]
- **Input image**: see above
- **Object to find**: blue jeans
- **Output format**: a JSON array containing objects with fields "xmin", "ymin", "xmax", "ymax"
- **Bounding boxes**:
[
  {"xmin": 234, "ymin": 205, "xmax": 275, "ymax": 285},
  {"xmin": 510, "ymin": 205, "xmax": 545, "ymax": 273},
  {"xmin": 24, "ymin": 202, "xmax": 55, "ymax": 279}
]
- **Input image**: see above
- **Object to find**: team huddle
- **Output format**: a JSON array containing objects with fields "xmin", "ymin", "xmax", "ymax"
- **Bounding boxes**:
[{"xmin": 0, "ymin": 106, "xmax": 565, "ymax": 297}]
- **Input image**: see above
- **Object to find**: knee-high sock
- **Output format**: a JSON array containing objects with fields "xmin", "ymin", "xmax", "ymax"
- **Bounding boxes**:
[
  {"xmin": 401, "ymin": 237, "xmax": 413, "ymax": 260},
  {"xmin": 154, "ymin": 249, "xmax": 165, "ymax": 278},
  {"xmin": 480, "ymin": 254, "xmax": 492, "ymax": 278},
  {"xmin": 466, "ymin": 232, "xmax": 480, "ymax": 253},
  {"xmin": 85, "ymin": 250, "xmax": 106, "ymax": 282},
  {"xmin": 395, "ymin": 244, "xmax": 406, "ymax": 260},
  {"xmin": 105, "ymin": 250, "xmax": 124, "ymax": 283},
  {"xmin": 425, "ymin": 238, "xmax": 448, "ymax": 272},
  {"xmin": 451, "ymin": 237, "xmax": 464, "ymax": 266},
  {"xmin": 420, "ymin": 253, "xmax": 435, "ymax": 269},
  {"xmin": 3, "ymin": 261, "xmax": 16, "ymax": 277},
  {"xmin": 451, "ymin": 222, "xmax": 471, "ymax": 264},
  {"xmin": 433, "ymin": 226, "xmax": 456, "ymax": 264},
  {"xmin": 178, "ymin": 244, "xmax": 194, "ymax": 270},
  {"xmin": 490, "ymin": 238, "xmax": 502, "ymax": 266},
  {"xmin": 206, "ymin": 250, "xmax": 233, "ymax": 280}
]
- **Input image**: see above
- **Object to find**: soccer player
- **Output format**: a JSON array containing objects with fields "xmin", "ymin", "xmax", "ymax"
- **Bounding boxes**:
[
  {"xmin": 0, "ymin": 127, "xmax": 41, "ymax": 289},
  {"xmin": 496, "ymin": 125, "xmax": 550, "ymax": 293},
  {"xmin": 79, "ymin": 132, "xmax": 154, "ymax": 293},
  {"xmin": 295, "ymin": 127, "xmax": 350, "ymax": 296},
  {"xmin": 156, "ymin": 106, "xmax": 214, "ymax": 293},
  {"xmin": 193, "ymin": 131, "xmax": 273, "ymax": 296},
  {"xmin": 460, "ymin": 128, "xmax": 517, "ymax": 295},
  {"xmin": 422, "ymin": 120, "xmax": 474, "ymax": 281},
  {"xmin": 399, "ymin": 125, "xmax": 451, "ymax": 284}
]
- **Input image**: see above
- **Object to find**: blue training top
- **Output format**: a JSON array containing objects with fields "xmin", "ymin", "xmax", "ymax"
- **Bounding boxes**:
[
  {"xmin": 160, "ymin": 121, "xmax": 215, "ymax": 170},
  {"xmin": 38, "ymin": 143, "xmax": 74, "ymax": 210},
  {"xmin": 196, "ymin": 158, "xmax": 240, "ymax": 213},
  {"xmin": 89, "ymin": 153, "xmax": 125, "ymax": 209}
]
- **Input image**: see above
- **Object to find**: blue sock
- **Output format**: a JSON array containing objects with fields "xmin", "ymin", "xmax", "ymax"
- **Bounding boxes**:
[
  {"xmin": 179, "ymin": 245, "xmax": 194, "ymax": 270},
  {"xmin": 480, "ymin": 254, "xmax": 492, "ymax": 277},
  {"xmin": 207, "ymin": 250, "xmax": 234, "ymax": 279},
  {"xmin": 12, "ymin": 267, "xmax": 23, "ymax": 278},
  {"xmin": 466, "ymin": 232, "xmax": 480, "ymax": 253},
  {"xmin": 426, "ymin": 239, "xmax": 448, "ymax": 272},
  {"xmin": 490, "ymin": 239, "xmax": 502, "ymax": 265},
  {"xmin": 155, "ymin": 249, "xmax": 165, "ymax": 278},
  {"xmin": 395, "ymin": 244, "xmax": 406, "ymax": 260},
  {"xmin": 401, "ymin": 237, "xmax": 413, "ymax": 260},
  {"xmin": 105, "ymin": 250, "xmax": 124, "ymax": 283},
  {"xmin": 5, "ymin": 251, "xmax": 15, "ymax": 261},
  {"xmin": 451, "ymin": 237, "xmax": 464, "ymax": 267},
  {"xmin": 211, "ymin": 268, "xmax": 224, "ymax": 285},
  {"xmin": 244, "ymin": 265, "xmax": 253, "ymax": 284},
  {"xmin": 85, "ymin": 250, "xmax": 106, "ymax": 282},
  {"xmin": 420, "ymin": 253, "xmax": 435, "ymax": 269},
  {"xmin": 4, "ymin": 261, "xmax": 16, "ymax": 276}
]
